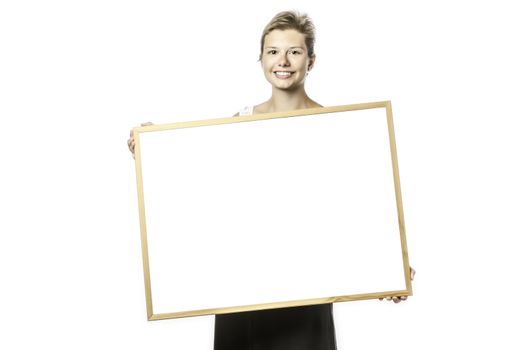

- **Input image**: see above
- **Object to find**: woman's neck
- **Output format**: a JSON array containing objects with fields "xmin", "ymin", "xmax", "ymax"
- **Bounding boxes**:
[{"xmin": 255, "ymin": 86, "xmax": 321, "ymax": 114}]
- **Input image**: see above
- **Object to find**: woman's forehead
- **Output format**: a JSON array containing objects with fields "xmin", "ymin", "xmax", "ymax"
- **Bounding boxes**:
[{"xmin": 264, "ymin": 29, "xmax": 306, "ymax": 48}]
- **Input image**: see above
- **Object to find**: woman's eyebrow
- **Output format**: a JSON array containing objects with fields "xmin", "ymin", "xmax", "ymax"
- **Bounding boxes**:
[{"xmin": 264, "ymin": 46, "xmax": 304, "ymax": 49}]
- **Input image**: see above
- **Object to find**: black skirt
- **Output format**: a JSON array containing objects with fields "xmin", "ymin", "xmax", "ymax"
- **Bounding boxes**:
[{"xmin": 214, "ymin": 304, "xmax": 337, "ymax": 350}]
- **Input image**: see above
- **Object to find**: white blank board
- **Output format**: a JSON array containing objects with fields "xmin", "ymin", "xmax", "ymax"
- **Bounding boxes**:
[{"xmin": 134, "ymin": 102, "xmax": 411, "ymax": 320}]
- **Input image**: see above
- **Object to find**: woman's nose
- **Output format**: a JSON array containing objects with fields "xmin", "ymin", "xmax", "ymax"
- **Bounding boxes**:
[{"xmin": 278, "ymin": 53, "xmax": 290, "ymax": 66}]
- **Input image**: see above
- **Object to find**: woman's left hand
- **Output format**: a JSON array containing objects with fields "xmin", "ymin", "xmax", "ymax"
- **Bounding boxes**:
[{"xmin": 379, "ymin": 267, "xmax": 416, "ymax": 303}]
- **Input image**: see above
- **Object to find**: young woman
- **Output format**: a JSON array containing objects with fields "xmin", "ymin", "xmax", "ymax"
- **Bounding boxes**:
[{"xmin": 128, "ymin": 10, "xmax": 413, "ymax": 350}]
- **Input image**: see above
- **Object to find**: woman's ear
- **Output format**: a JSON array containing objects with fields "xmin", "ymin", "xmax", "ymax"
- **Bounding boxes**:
[{"xmin": 307, "ymin": 55, "xmax": 316, "ymax": 71}]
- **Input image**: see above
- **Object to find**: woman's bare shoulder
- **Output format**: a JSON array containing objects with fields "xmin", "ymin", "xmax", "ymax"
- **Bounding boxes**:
[
  {"xmin": 253, "ymin": 102, "xmax": 269, "ymax": 114},
  {"xmin": 308, "ymin": 99, "xmax": 323, "ymax": 108}
]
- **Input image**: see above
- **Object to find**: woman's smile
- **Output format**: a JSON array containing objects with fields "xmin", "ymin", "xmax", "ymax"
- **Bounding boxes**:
[{"xmin": 274, "ymin": 71, "xmax": 294, "ymax": 78}]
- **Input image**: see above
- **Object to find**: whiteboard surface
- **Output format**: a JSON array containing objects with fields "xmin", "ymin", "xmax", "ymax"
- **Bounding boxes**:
[{"xmin": 135, "ymin": 104, "xmax": 409, "ymax": 318}]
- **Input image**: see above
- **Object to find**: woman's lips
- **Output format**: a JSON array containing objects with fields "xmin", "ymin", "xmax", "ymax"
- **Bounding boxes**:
[{"xmin": 274, "ymin": 71, "xmax": 294, "ymax": 78}]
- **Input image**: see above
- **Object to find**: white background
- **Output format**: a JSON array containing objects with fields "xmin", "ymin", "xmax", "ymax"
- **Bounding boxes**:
[{"xmin": 1, "ymin": 0, "xmax": 524, "ymax": 349}]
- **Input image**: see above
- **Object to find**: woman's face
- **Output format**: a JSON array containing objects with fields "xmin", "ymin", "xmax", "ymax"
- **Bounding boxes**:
[{"xmin": 261, "ymin": 29, "xmax": 314, "ymax": 91}]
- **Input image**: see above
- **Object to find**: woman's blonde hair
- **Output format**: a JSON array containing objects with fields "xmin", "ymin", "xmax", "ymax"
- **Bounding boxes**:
[{"xmin": 259, "ymin": 11, "xmax": 316, "ymax": 60}]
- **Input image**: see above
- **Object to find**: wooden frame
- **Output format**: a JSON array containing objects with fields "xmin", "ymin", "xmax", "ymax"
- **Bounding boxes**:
[{"xmin": 133, "ymin": 101, "xmax": 411, "ymax": 321}]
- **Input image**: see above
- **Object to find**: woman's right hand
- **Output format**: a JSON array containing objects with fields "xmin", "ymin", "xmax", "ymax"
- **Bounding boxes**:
[{"xmin": 127, "ymin": 122, "xmax": 153, "ymax": 159}]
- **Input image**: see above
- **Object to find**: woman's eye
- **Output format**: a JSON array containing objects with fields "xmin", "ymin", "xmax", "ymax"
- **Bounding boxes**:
[
  {"xmin": 267, "ymin": 50, "xmax": 277, "ymax": 55},
  {"xmin": 290, "ymin": 50, "xmax": 302, "ymax": 55}
]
